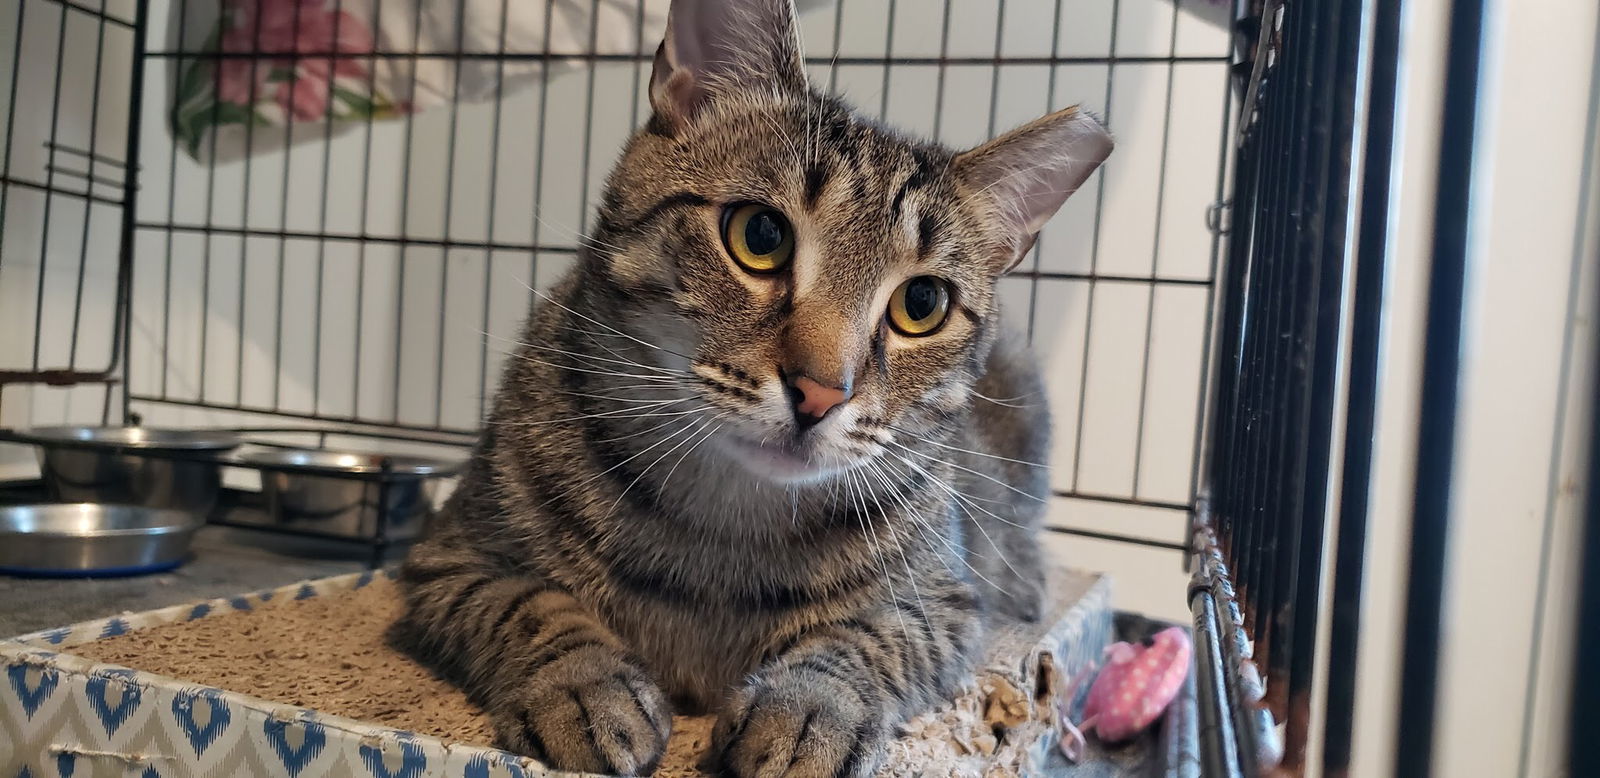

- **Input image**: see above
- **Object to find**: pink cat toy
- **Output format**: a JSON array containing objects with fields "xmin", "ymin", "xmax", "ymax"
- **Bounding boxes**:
[{"xmin": 1059, "ymin": 626, "xmax": 1193, "ymax": 761}]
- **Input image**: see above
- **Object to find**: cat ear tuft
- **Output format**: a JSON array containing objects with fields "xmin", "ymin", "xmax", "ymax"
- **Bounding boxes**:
[
  {"xmin": 649, "ymin": 0, "xmax": 808, "ymax": 133},
  {"xmin": 954, "ymin": 106, "xmax": 1114, "ymax": 271}
]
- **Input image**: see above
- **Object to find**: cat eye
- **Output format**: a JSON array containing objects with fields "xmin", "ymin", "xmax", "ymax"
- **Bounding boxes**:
[
  {"xmin": 888, "ymin": 276, "xmax": 952, "ymax": 336},
  {"xmin": 722, "ymin": 204, "xmax": 795, "ymax": 273}
]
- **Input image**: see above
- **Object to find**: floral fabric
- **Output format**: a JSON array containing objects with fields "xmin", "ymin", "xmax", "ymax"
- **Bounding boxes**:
[{"xmin": 172, "ymin": 0, "xmax": 405, "ymax": 158}]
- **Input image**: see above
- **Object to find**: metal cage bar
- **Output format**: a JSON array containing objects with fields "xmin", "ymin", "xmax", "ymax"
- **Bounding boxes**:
[
  {"xmin": 1319, "ymin": 0, "xmax": 1403, "ymax": 768},
  {"xmin": 86, "ymin": 0, "xmax": 1235, "ymax": 538},
  {"xmin": 1392, "ymin": 0, "xmax": 1491, "ymax": 770},
  {"xmin": 0, "ymin": 0, "xmax": 1466, "ymax": 769},
  {"xmin": 1572, "ymin": 253, "xmax": 1600, "ymax": 776},
  {"xmin": 0, "ymin": 0, "xmax": 147, "ymax": 395},
  {"xmin": 1567, "ymin": 10, "xmax": 1600, "ymax": 772},
  {"xmin": 1192, "ymin": 0, "xmax": 1370, "ymax": 771}
]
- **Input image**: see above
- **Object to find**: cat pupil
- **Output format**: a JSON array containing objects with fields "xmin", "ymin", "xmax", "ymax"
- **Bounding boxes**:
[
  {"xmin": 746, "ymin": 212, "xmax": 783, "ymax": 255},
  {"xmin": 906, "ymin": 278, "xmax": 938, "ymax": 320}
]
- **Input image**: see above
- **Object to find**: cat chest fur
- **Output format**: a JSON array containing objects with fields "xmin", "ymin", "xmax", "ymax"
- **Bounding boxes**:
[{"xmin": 524, "ymin": 505, "xmax": 912, "ymax": 711}]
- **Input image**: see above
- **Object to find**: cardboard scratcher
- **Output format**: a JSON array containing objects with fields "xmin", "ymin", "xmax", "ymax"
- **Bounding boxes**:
[{"xmin": 1, "ymin": 566, "xmax": 1111, "ymax": 777}]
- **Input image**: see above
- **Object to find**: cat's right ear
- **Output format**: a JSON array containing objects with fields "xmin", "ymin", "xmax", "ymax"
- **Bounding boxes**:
[{"xmin": 649, "ymin": 0, "xmax": 808, "ymax": 133}]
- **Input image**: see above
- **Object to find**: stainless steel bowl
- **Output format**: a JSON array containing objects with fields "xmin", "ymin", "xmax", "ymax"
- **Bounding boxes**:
[
  {"xmin": 0, "ymin": 503, "xmax": 200, "ymax": 577},
  {"xmin": 20, "ymin": 426, "xmax": 239, "ymax": 516},
  {"xmin": 239, "ymin": 449, "xmax": 459, "ymax": 539},
  {"xmin": 22, "ymin": 426, "xmax": 242, "ymax": 450}
]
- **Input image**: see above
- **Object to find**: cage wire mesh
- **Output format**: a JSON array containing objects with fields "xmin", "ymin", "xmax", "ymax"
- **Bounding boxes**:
[
  {"xmin": 0, "ymin": 0, "xmax": 140, "ymax": 395},
  {"xmin": 0, "ymin": 0, "xmax": 1236, "ymax": 616},
  {"xmin": 1191, "ymin": 0, "xmax": 1369, "ymax": 770}
]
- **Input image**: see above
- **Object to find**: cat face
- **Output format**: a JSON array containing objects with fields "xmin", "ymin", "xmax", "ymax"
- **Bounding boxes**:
[{"xmin": 581, "ymin": 0, "xmax": 1111, "ymax": 484}]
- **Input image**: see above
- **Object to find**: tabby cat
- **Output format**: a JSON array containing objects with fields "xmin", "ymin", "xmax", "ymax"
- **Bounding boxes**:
[{"xmin": 391, "ymin": 0, "xmax": 1112, "ymax": 774}]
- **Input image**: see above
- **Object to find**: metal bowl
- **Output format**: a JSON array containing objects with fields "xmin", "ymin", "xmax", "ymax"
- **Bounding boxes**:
[
  {"xmin": 0, "ymin": 503, "xmax": 200, "ymax": 577},
  {"xmin": 239, "ymin": 449, "xmax": 460, "ymax": 540},
  {"xmin": 19, "ymin": 426, "xmax": 242, "ymax": 450},
  {"xmin": 20, "ymin": 426, "xmax": 239, "ymax": 516}
]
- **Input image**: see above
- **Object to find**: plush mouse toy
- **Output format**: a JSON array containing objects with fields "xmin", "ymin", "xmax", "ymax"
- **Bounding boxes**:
[{"xmin": 1058, "ymin": 626, "xmax": 1193, "ymax": 761}]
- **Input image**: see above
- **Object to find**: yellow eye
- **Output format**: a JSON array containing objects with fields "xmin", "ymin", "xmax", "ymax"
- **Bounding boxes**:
[
  {"xmin": 722, "ymin": 204, "xmax": 794, "ymax": 273},
  {"xmin": 888, "ymin": 276, "xmax": 952, "ymax": 336}
]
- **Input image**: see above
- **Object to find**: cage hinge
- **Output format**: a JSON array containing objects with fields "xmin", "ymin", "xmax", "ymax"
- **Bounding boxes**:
[{"xmin": 1207, "ymin": 199, "xmax": 1232, "ymax": 236}]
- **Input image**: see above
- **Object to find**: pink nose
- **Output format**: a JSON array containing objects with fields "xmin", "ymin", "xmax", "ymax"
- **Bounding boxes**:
[{"xmin": 791, "ymin": 376, "xmax": 849, "ymax": 421}]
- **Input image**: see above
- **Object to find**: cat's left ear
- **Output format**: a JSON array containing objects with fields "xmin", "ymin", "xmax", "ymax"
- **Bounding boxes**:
[
  {"xmin": 649, "ymin": 0, "xmax": 808, "ymax": 133},
  {"xmin": 954, "ymin": 106, "xmax": 1113, "ymax": 272}
]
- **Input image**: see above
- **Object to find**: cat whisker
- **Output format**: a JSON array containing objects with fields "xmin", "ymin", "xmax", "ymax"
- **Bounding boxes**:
[
  {"xmin": 591, "ymin": 413, "xmax": 705, "ymax": 445},
  {"xmin": 525, "ymin": 286, "xmax": 696, "ymax": 362},
  {"xmin": 552, "ymin": 322, "xmax": 633, "ymax": 341},
  {"xmin": 554, "ymin": 324, "xmax": 664, "ymax": 367},
  {"xmin": 886, "ymin": 441, "xmax": 1047, "ymax": 503},
  {"xmin": 840, "ymin": 465, "xmax": 933, "ymax": 640},
  {"xmin": 495, "ymin": 335, "xmax": 690, "ymax": 376},
  {"xmin": 497, "ymin": 398, "xmax": 702, "ymax": 427},
  {"xmin": 566, "ymin": 381, "xmax": 697, "ymax": 395},
  {"xmin": 544, "ymin": 393, "xmax": 694, "ymax": 414},
  {"xmin": 598, "ymin": 416, "xmax": 723, "ymax": 522},
  {"xmin": 508, "ymin": 354, "xmax": 692, "ymax": 384},
  {"xmin": 879, "ymin": 488, "xmax": 935, "ymax": 643},
  {"xmin": 763, "ymin": 110, "xmax": 806, "ymax": 173},
  {"xmin": 856, "ymin": 460, "xmax": 964, "ymax": 582},
  {"xmin": 971, "ymin": 390, "xmax": 1039, "ymax": 409},
  {"xmin": 557, "ymin": 389, "xmax": 692, "ymax": 406},
  {"xmin": 578, "ymin": 233, "xmax": 638, "ymax": 258},
  {"xmin": 530, "ymin": 413, "xmax": 712, "ymax": 515},
  {"xmin": 497, "ymin": 329, "xmax": 687, "ymax": 368},
  {"xmin": 843, "ymin": 468, "xmax": 915, "ymax": 649},
  {"xmin": 882, "ymin": 449, "xmax": 1025, "ymax": 530},
  {"xmin": 886, "ymin": 426, "xmax": 1047, "ymax": 469},
  {"xmin": 556, "ymin": 322, "xmax": 697, "ymax": 381},
  {"xmin": 528, "ymin": 208, "xmax": 633, "ymax": 256},
  {"xmin": 884, "ymin": 451, "xmax": 1031, "ymax": 584},
  {"xmin": 568, "ymin": 410, "xmax": 716, "ymax": 492},
  {"xmin": 655, "ymin": 415, "xmax": 729, "ymax": 504},
  {"xmin": 545, "ymin": 349, "xmax": 687, "ymax": 378},
  {"xmin": 790, "ymin": 7, "xmax": 815, "ymax": 171},
  {"xmin": 866, "ymin": 457, "xmax": 1014, "ymax": 596},
  {"xmin": 948, "ymin": 490, "xmax": 1016, "ymax": 507},
  {"xmin": 860, "ymin": 458, "xmax": 1001, "ymax": 587}
]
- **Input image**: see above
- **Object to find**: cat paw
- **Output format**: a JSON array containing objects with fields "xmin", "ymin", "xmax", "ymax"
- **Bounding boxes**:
[
  {"xmin": 712, "ymin": 673, "xmax": 886, "ymax": 778},
  {"xmin": 494, "ymin": 657, "xmax": 672, "ymax": 775}
]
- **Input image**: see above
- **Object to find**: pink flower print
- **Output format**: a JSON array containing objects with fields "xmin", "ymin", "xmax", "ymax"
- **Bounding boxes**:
[
  {"xmin": 276, "ymin": 72, "xmax": 329, "ymax": 121},
  {"xmin": 214, "ymin": 0, "xmax": 376, "ymax": 119},
  {"xmin": 215, "ymin": 59, "xmax": 266, "ymax": 105}
]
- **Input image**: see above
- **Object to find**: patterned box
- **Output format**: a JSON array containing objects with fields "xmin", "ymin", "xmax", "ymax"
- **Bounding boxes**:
[{"xmin": 2, "ymin": 568, "xmax": 1111, "ymax": 777}]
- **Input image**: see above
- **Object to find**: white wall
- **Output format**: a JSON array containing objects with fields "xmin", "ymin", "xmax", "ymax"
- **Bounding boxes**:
[
  {"xmin": 1, "ymin": 0, "xmax": 1232, "ymax": 621},
  {"xmin": 1430, "ymin": 0, "xmax": 1598, "ymax": 771},
  {"xmin": 1339, "ymin": 0, "xmax": 1599, "ymax": 775}
]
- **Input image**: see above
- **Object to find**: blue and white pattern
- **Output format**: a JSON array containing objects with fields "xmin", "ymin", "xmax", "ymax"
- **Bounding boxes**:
[
  {"xmin": 1, "ymin": 566, "xmax": 1114, "ymax": 778},
  {"xmin": 1, "ymin": 569, "xmax": 550, "ymax": 778}
]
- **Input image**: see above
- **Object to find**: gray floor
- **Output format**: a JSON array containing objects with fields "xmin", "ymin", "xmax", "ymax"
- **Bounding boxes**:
[
  {"xmin": 1, "ymin": 528, "xmax": 1160, "ymax": 775},
  {"xmin": 0, "ymin": 526, "xmax": 369, "ymax": 637}
]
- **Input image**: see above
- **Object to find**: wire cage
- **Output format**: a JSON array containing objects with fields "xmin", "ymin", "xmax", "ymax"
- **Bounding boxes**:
[
  {"xmin": 0, "ymin": 0, "xmax": 1238, "ymax": 595},
  {"xmin": 1188, "ymin": 0, "xmax": 1366, "ymax": 771},
  {"xmin": 0, "ymin": 0, "xmax": 1435, "ymax": 774}
]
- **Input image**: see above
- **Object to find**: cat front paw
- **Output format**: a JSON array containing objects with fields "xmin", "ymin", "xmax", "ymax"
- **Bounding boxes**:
[
  {"xmin": 493, "ymin": 655, "xmax": 672, "ymax": 775},
  {"xmin": 713, "ymin": 671, "xmax": 887, "ymax": 778}
]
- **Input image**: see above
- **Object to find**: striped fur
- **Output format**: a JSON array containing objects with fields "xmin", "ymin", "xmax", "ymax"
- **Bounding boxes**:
[{"xmin": 393, "ymin": 1, "xmax": 1109, "ymax": 774}]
